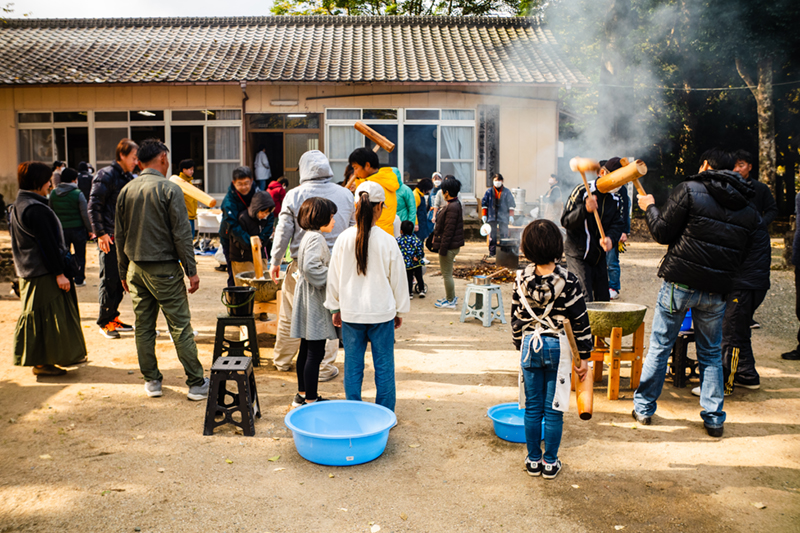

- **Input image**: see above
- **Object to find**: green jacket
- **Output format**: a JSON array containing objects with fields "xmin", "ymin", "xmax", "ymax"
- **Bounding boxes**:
[
  {"xmin": 115, "ymin": 168, "xmax": 197, "ymax": 279},
  {"xmin": 49, "ymin": 182, "xmax": 92, "ymax": 231}
]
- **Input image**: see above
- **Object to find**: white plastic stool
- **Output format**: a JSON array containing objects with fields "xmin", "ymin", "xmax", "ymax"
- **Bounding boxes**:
[{"xmin": 460, "ymin": 283, "xmax": 506, "ymax": 327}]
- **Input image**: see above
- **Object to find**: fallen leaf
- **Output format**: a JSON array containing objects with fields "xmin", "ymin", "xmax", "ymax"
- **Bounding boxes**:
[
  {"xmin": 157, "ymin": 468, "xmax": 165, "ymax": 473},
  {"xmin": 328, "ymin": 473, "xmax": 335, "ymax": 478},
  {"xmin": 400, "ymin": 513, "xmax": 408, "ymax": 521},
  {"xmin": 268, "ymin": 455, "xmax": 280, "ymax": 462},
  {"xmin": 225, "ymin": 459, "xmax": 233, "ymax": 464},
  {"xmin": 614, "ymin": 526, "xmax": 625, "ymax": 531},
  {"xmin": 339, "ymin": 508, "xmax": 348, "ymax": 512},
  {"xmin": 457, "ymin": 392, "xmax": 464, "ymax": 395},
  {"xmin": 272, "ymin": 437, "xmax": 281, "ymax": 441},
  {"xmin": 426, "ymin": 408, "xmax": 432, "ymax": 412},
  {"xmin": 571, "ymin": 485, "xmax": 580, "ymax": 489},
  {"xmin": 752, "ymin": 502, "xmax": 766, "ymax": 509},
  {"xmin": 273, "ymin": 468, "xmax": 285, "ymax": 472},
  {"xmin": 9, "ymin": 418, "xmax": 16, "ymax": 423},
  {"xmin": 409, "ymin": 444, "xmax": 421, "ymax": 448},
  {"xmin": 39, "ymin": 454, "xmax": 52, "ymax": 460},
  {"xmin": 371, "ymin": 525, "xmax": 381, "ymax": 533},
  {"xmin": 135, "ymin": 435, "xmax": 145, "ymax": 440}
]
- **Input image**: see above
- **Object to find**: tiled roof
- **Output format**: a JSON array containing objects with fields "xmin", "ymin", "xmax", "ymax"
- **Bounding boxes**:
[{"xmin": 0, "ymin": 16, "xmax": 586, "ymax": 86}]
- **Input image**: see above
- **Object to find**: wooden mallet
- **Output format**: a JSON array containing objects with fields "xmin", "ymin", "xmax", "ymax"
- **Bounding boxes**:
[
  {"xmin": 345, "ymin": 122, "xmax": 397, "ymax": 191},
  {"xmin": 569, "ymin": 157, "xmax": 606, "ymax": 242},
  {"xmin": 595, "ymin": 158, "xmax": 648, "ymax": 197},
  {"xmin": 250, "ymin": 236, "xmax": 264, "ymax": 279},
  {"xmin": 169, "ymin": 176, "xmax": 217, "ymax": 207},
  {"xmin": 564, "ymin": 319, "xmax": 593, "ymax": 420}
]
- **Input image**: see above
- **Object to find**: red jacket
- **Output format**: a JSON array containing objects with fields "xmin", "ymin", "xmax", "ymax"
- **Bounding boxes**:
[{"xmin": 267, "ymin": 181, "xmax": 286, "ymax": 215}]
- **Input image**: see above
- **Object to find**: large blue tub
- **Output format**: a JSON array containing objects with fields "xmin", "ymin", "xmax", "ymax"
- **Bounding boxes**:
[
  {"xmin": 284, "ymin": 400, "xmax": 397, "ymax": 466},
  {"xmin": 487, "ymin": 403, "xmax": 545, "ymax": 443}
]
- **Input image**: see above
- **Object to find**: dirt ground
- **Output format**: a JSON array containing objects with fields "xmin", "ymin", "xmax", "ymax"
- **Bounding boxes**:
[{"xmin": 0, "ymin": 232, "xmax": 798, "ymax": 533}]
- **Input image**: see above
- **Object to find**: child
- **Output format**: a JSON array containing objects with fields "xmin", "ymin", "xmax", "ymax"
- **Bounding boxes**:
[
  {"xmin": 325, "ymin": 181, "xmax": 410, "ymax": 412},
  {"xmin": 219, "ymin": 167, "xmax": 256, "ymax": 286},
  {"xmin": 511, "ymin": 219, "xmax": 592, "ymax": 479},
  {"xmin": 290, "ymin": 197, "xmax": 338, "ymax": 407},
  {"xmin": 230, "ymin": 191, "xmax": 275, "ymax": 282},
  {"xmin": 397, "ymin": 220, "xmax": 425, "ymax": 299}
]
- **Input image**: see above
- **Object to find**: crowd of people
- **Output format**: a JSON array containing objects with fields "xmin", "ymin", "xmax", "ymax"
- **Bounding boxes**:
[{"xmin": 6, "ymin": 138, "xmax": 798, "ymax": 481}]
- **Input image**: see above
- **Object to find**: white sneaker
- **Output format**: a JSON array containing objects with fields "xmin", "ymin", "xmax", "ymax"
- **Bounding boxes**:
[
  {"xmin": 318, "ymin": 366, "xmax": 339, "ymax": 382},
  {"xmin": 691, "ymin": 386, "xmax": 701, "ymax": 397},
  {"xmin": 609, "ymin": 289, "xmax": 620, "ymax": 300},
  {"xmin": 144, "ymin": 380, "xmax": 163, "ymax": 398}
]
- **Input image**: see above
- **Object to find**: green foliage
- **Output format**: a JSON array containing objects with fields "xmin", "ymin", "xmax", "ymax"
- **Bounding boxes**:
[{"xmin": 270, "ymin": 0, "xmax": 543, "ymax": 16}]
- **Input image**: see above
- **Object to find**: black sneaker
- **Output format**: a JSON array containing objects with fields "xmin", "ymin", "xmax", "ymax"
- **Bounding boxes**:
[
  {"xmin": 542, "ymin": 459, "xmax": 562, "ymax": 479},
  {"xmin": 305, "ymin": 396, "xmax": 330, "ymax": 403},
  {"xmin": 733, "ymin": 376, "xmax": 760, "ymax": 390},
  {"xmin": 781, "ymin": 349, "xmax": 800, "ymax": 361},
  {"xmin": 525, "ymin": 458, "xmax": 543, "ymax": 477},
  {"xmin": 418, "ymin": 290, "xmax": 426, "ymax": 299},
  {"xmin": 705, "ymin": 424, "xmax": 724, "ymax": 438},
  {"xmin": 112, "ymin": 317, "xmax": 134, "ymax": 332},
  {"xmin": 291, "ymin": 393, "xmax": 306, "ymax": 407},
  {"xmin": 750, "ymin": 320, "xmax": 761, "ymax": 330},
  {"xmin": 632, "ymin": 409, "xmax": 652, "ymax": 425}
]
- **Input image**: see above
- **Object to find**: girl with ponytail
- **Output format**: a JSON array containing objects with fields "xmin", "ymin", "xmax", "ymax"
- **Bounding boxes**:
[{"xmin": 325, "ymin": 181, "xmax": 410, "ymax": 412}]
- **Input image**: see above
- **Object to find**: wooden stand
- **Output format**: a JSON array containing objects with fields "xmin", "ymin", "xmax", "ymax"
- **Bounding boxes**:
[
  {"xmin": 252, "ymin": 292, "xmax": 281, "ymax": 336},
  {"xmin": 572, "ymin": 322, "xmax": 645, "ymax": 400}
]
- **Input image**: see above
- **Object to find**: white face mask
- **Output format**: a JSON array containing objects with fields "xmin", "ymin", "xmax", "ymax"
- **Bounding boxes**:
[
  {"xmin": 548, "ymin": 177, "xmax": 557, "ymax": 186},
  {"xmin": 433, "ymin": 180, "xmax": 442, "ymax": 187},
  {"xmin": 493, "ymin": 180, "xmax": 503, "ymax": 188}
]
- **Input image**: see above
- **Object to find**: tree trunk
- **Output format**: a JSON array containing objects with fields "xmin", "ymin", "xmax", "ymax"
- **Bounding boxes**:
[{"xmin": 736, "ymin": 56, "xmax": 776, "ymax": 196}]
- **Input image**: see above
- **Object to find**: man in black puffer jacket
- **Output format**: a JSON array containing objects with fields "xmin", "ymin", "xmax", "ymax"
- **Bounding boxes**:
[
  {"xmin": 632, "ymin": 148, "xmax": 761, "ymax": 438},
  {"xmin": 714, "ymin": 150, "xmax": 778, "ymax": 394},
  {"xmin": 88, "ymin": 138, "xmax": 138, "ymax": 339}
]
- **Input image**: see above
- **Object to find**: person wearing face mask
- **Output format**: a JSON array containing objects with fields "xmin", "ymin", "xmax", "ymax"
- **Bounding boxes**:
[
  {"xmin": 599, "ymin": 158, "xmax": 630, "ymax": 300},
  {"xmin": 543, "ymin": 174, "xmax": 563, "ymax": 223},
  {"xmin": 481, "ymin": 173, "xmax": 516, "ymax": 257},
  {"xmin": 429, "ymin": 172, "xmax": 444, "ymax": 223}
]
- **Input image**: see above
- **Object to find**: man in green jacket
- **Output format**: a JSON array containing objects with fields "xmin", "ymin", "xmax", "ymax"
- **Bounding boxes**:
[{"xmin": 115, "ymin": 139, "xmax": 208, "ymax": 401}]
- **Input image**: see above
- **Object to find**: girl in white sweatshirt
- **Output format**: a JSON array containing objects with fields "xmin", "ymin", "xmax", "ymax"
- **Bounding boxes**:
[{"xmin": 325, "ymin": 181, "xmax": 410, "ymax": 412}]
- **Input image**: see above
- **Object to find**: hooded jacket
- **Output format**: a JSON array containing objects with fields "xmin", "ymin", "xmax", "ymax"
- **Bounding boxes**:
[
  {"xmin": 231, "ymin": 191, "xmax": 275, "ymax": 262},
  {"xmin": 49, "ymin": 182, "xmax": 92, "ymax": 232},
  {"xmin": 645, "ymin": 169, "xmax": 761, "ymax": 294},
  {"xmin": 354, "ymin": 167, "xmax": 400, "ymax": 235},
  {"xmin": 269, "ymin": 150, "xmax": 356, "ymax": 270},
  {"xmin": 88, "ymin": 161, "xmax": 132, "ymax": 238},
  {"xmin": 731, "ymin": 179, "xmax": 774, "ymax": 291},
  {"xmin": 268, "ymin": 180, "xmax": 286, "ymax": 215},
  {"xmin": 394, "ymin": 171, "xmax": 417, "ymax": 224},
  {"xmin": 561, "ymin": 182, "xmax": 625, "ymax": 265}
]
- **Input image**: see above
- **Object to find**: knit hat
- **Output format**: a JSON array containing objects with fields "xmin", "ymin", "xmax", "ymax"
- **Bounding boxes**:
[
  {"xmin": 355, "ymin": 181, "xmax": 385, "ymax": 203},
  {"xmin": 599, "ymin": 157, "xmax": 624, "ymax": 173}
]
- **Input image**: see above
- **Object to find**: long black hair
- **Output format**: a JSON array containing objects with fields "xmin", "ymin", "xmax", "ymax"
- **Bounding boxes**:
[{"xmin": 355, "ymin": 191, "xmax": 380, "ymax": 275}]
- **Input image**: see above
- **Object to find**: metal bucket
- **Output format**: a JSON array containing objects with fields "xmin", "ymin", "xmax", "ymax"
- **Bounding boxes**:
[
  {"xmin": 472, "ymin": 275, "xmax": 490, "ymax": 285},
  {"xmin": 222, "ymin": 286, "xmax": 256, "ymax": 317}
]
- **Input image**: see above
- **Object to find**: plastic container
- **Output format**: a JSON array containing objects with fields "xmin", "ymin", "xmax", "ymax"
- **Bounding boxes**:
[
  {"xmin": 487, "ymin": 403, "xmax": 544, "ymax": 443},
  {"xmin": 284, "ymin": 400, "xmax": 397, "ymax": 466},
  {"xmin": 681, "ymin": 309, "xmax": 693, "ymax": 332},
  {"xmin": 221, "ymin": 286, "xmax": 255, "ymax": 317}
]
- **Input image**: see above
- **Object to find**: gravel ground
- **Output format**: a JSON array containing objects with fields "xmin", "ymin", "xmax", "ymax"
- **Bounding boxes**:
[{"xmin": 0, "ymin": 232, "xmax": 798, "ymax": 533}]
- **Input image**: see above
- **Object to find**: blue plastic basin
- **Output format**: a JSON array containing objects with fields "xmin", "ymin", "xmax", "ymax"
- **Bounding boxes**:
[
  {"xmin": 284, "ymin": 400, "xmax": 397, "ymax": 466},
  {"xmin": 488, "ymin": 403, "xmax": 525, "ymax": 443}
]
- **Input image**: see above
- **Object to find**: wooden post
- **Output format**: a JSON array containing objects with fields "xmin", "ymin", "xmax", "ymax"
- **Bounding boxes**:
[
  {"xmin": 250, "ymin": 236, "xmax": 263, "ymax": 279},
  {"xmin": 630, "ymin": 322, "xmax": 645, "ymax": 389},
  {"xmin": 607, "ymin": 327, "xmax": 623, "ymax": 400}
]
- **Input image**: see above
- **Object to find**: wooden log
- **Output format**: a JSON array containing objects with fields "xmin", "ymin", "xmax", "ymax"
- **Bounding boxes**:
[
  {"xmin": 250, "ymin": 236, "xmax": 263, "ymax": 279},
  {"xmin": 169, "ymin": 176, "xmax": 217, "ymax": 207},
  {"xmin": 355, "ymin": 121, "xmax": 396, "ymax": 153}
]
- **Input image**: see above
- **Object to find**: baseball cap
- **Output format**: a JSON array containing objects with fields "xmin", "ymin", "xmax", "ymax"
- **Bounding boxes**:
[
  {"xmin": 355, "ymin": 180, "xmax": 385, "ymax": 203},
  {"xmin": 600, "ymin": 157, "xmax": 624, "ymax": 173}
]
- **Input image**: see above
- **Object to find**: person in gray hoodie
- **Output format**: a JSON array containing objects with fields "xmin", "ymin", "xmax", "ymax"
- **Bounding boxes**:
[
  {"xmin": 269, "ymin": 150, "xmax": 355, "ymax": 378},
  {"xmin": 49, "ymin": 168, "xmax": 94, "ymax": 286}
]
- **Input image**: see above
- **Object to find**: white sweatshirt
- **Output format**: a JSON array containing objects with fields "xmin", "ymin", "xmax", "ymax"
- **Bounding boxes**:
[{"xmin": 325, "ymin": 226, "xmax": 410, "ymax": 324}]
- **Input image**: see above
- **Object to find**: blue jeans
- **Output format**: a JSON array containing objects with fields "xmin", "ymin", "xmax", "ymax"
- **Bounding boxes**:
[
  {"xmin": 634, "ymin": 281, "xmax": 727, "ymax": 427},
  {"xmin": 189, "ymin": 219, "xmax": 195, "ymax": 238},
  {"xmin": 342, "ymin": 320, "xmax": 396, "ymax": 411},
  {"xmin": 521, "ymin": 335, "xmax": 563, "ymax": 464},
  {"xmin": 606, "ymin": 244, "xmax": 620, "ymax": 291}
]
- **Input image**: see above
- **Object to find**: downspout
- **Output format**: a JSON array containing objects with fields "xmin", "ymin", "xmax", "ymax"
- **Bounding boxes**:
[{"xmin": 240, "ymin": 81, "xmax": 249, "ymax": 169}]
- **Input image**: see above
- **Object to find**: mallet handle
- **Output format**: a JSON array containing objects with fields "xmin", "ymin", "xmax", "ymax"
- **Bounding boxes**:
[{"xmin": 579, "ymin": 171, "xmax": 607, "ymax": 242}]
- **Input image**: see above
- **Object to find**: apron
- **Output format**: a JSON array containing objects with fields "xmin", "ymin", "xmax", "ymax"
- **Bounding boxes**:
[{"xmin": 515, "ymin": 272, "xmax": 573, "ymax": 413}]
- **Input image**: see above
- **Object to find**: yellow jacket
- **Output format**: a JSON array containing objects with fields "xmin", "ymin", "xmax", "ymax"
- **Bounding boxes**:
[
  {"xmin": 356, "ymin": 167, "xmax": 400, "ymax": 235},
  {"xmin": 178, "ymin": 171, "xmax": 198, "ymax": 220}
]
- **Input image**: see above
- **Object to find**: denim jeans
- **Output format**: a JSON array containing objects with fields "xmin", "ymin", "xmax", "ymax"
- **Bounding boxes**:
[
  {"xmin": 342, "ymin": 320, "xmax": 396, "ymax": 411},
  {"xmin": 606, "ymin": 244, "xmax": 620, "ymax": 291},
  {"xmin": 521, "ymin": 334, "xmax": 563, "ymax": 464},
  {"xmin": 633, "ymin": 281, "xmax": 727, "ymax": 427}
]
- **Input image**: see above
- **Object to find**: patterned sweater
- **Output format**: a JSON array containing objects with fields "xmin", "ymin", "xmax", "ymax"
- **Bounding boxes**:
[{"xmin": 511, "ymin": 264, "xmax": 593, "ymax": 358}]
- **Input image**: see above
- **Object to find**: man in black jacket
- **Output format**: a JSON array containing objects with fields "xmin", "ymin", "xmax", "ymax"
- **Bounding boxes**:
[
  {"xmin": 88, "ymin": 138, "xmax": 138, "ymax": 339},
  {"xmin": 561, "ymin": 159, "xmax": 624, "ymax": 302},
  {"xmin": 712, "ymin": 150, "xmax": 777, "ymax": 394},
  {"xmin": 632, "ymin": 149, "xmax": 761, "ymax": 437}
]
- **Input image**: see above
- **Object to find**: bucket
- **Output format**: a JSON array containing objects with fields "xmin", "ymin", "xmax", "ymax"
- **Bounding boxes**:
[
  {"xmin": 221, "ymin": 286, "xmax": 255, "ymax": 317},
  {"xmin": 487, "ymin": 403, "xmax": 544, "ymax": 443}
]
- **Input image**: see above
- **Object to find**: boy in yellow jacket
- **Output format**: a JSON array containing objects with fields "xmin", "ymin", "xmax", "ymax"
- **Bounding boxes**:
[{"xmin": 348, "ymin": 148, "xmax": 399, "ymax": 235}]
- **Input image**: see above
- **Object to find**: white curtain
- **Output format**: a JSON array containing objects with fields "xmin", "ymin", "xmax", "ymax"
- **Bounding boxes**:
[
  {"xmin": 328, "ymin": 126, "xmax": 361, "ymax": 160},
  {"xmin": 208, "ymin": 127, "xmax": 240, "ymax": 160},
  {"xmin": 441, "ymin": 126, "xmax": 474, "ymax": 194}
]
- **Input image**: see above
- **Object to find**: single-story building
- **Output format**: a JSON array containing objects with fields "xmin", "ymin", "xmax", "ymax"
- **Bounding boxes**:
[{"xmin": 0, "ymin": 15, "xmax": 586, "ymax": 207}]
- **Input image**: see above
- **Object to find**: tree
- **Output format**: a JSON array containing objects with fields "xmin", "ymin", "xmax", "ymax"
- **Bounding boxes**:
[{"xmin": 271, "ymin": 0, "xmax": 530, "ymax": 17}]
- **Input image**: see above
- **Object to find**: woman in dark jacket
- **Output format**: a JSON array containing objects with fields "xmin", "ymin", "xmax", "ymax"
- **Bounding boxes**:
[
  {"xmin": 10, "ymin": 162, "xmax": 87, "ymax": 376},
  {"xmin": 431, "ymin": 177, "xmax": 465, "ymax": 309}
]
